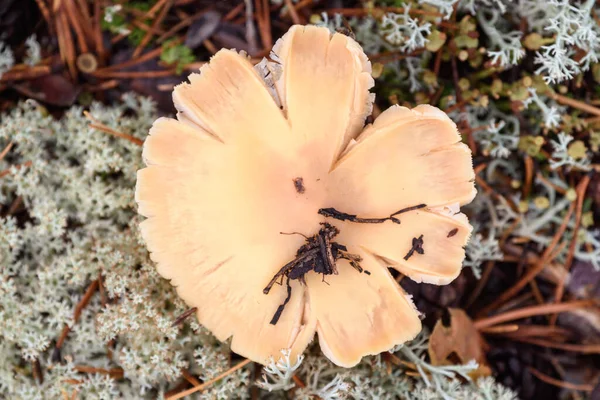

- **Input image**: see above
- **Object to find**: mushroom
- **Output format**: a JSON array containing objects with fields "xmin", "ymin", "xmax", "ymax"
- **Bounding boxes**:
[{"xmin": 135, "ymin": 25, "xmax": 476, "ymax": 368}]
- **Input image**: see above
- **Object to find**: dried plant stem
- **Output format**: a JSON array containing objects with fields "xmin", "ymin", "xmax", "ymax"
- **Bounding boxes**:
[
  {"xmin": 528, "ymin": 367, "xmax": 594, "ymax": 392},
  {"xmin": 474, "ymin": 299, "xmax": 595, "ymax": 329},
  {"xmin": 166, "ymin": 359, "xmax": 252, "ymax": 400}
]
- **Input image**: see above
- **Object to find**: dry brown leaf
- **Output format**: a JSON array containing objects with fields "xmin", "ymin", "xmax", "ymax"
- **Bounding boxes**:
[{"xmin": 429, "ymin": 308, "xmax": 491, "ymax": 378}]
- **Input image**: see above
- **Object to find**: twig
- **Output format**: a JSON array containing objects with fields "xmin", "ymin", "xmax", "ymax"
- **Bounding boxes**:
[
  {"xmin": 166, "ymin": 359, "xmax": 252, "ymax": 400},
  {"xmin": 529, "ymin": 367, "xmax": 594, "ymax": 391},
  {"xmin": 474, "ymin": 299, "xmax": 595, "ymax": 329}
]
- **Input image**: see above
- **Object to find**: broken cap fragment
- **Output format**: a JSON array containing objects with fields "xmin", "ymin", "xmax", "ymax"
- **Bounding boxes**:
[{"xmin": 135, "ymin": 25, "xmax": 476, "ymax": 368}]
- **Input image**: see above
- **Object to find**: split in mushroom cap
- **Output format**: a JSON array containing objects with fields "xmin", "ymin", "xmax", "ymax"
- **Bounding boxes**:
[{"xmin": 135, "ymin": 25, "xmax": 476, "ymax": 368}]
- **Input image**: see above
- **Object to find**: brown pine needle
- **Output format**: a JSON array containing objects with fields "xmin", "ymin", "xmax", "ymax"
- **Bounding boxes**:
[
  {"xmin": 133, "ymin": 0, "xmax": 173, "ymax": 58},
  {"xmin": 480, "ymin": 324, "xmax": 520, "ymax": 334},
  {"xmin": 551, "ymin": 174, "xmax": 592, "ymax": 324},
  {"xmin": 74, "ymin": 365, "xmax": 124, "ymax": 379},
  {"xmin": 327, "ymin": 7, "xmax": 443, "ymax": 18},
  {"xmin": 0, "ymin": 65, "xmax": 51, "ymax": 82},
  {"xmin": 171, "ymin": 307, "xmax": 198, "ymax": 327},
  {"xmin": 181, "ymin": 369, "xmax": 202, "ymax": 386},
  {"xmin": 529, "ymin": 367, "xmax": 594, "ymax": 392},
  {"xmin": 85, "ymin": 111, "xmax": 144, "ymax": 146},
  {"xmin": 56, "ymin": 280, "xmax": 99, "ymax": 351},
  {"xmin": 551, "ymin": 93, "xmax": 600, "ymax": 117},
  {"xmin": 91, "ymin": 69, "xmax": 176, "ymax": 79},
  {"xmin": 474, "ymin": 299, "xmax": 595, "ymax": 330},
  {"xmin": 523, "ymin": 155, "xmax": 534, "ymax": 199},
  {"xmin": 292, "ymin": 374, "xmax": 306, "ymax": 388},
  {"xmin": 0, "ymin": 142, "xmax": 13, "ymax": 161},
  {"xmin": 465, "ymin": 260, "xmax": 495, "ymax": 309},
  {"xmin": 166, "ymin": 359, "xmax": 252, "ymax": 400},
  {"xmin": 65, "ymin": 0, "xmax": 89, "ymax": 53},
  {"xmin": 284, "ymin": 0, "xmax": 302, "ymax": 25},
  {"xmin": 93, "ymin": 0, "xmax": 105, "ymax": 58},
  {"xmin": 502, "ymin": 324, "xmax": 572, "ymax": 339},
  {"xmin": 0, "ymin": 161, "xmax": 33, "ymax": 178},
  {"xmin": 512, "ymin": 337, "xmax": 600, "ymax": 354},
  {"xmin": 481, "ymin": 198, "xmax": 576, "ymax": 314},
  {"xmin": 95, "ymin": 44, "xmax": 173, "ymax": 73},
  {"xmin": 224, "ymin": 3, "xmax": 245, "ymax": 21}
]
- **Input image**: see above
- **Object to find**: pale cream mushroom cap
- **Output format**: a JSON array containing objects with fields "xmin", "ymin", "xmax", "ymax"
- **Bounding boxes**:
[{"xmin": 135, "ymin": 25, "xmax": 476, "ymax": 368}]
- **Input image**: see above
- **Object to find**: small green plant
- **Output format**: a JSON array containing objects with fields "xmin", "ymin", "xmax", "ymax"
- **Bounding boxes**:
[{"xmin": 160, "ymin": 41, "xmax": 195, "ymax": 74}]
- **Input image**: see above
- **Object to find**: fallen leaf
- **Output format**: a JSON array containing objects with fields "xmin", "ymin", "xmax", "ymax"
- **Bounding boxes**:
[{"xmin": 429, "ymin": 308, "xmax": 491, "ymax": 378}]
